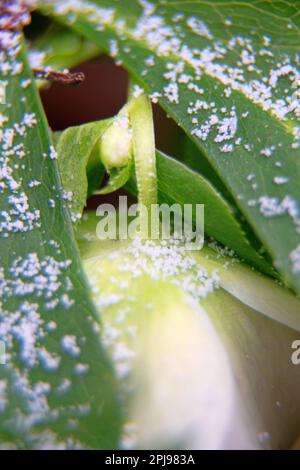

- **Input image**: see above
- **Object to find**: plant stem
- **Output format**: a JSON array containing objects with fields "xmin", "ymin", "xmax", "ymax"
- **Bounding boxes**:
[
  {"xmin": 128, "ymin": 85, "xmax": 157, "ymax": 237},
  {"xmin": 33, "ymin": 68, "xmax": 85, "ymax": 86}
]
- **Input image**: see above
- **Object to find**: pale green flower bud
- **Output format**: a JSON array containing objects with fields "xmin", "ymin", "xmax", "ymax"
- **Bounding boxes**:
[
  {"xmin": 77, "ymin": 213, "xmax": 300, "ymax": 450},
  {"xmin": 99, "ymin": 116, "xmax": 132, "ymax": 170}
]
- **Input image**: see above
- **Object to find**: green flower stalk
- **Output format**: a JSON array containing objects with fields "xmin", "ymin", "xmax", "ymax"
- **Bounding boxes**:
[{"xmin": 128, "ymin": 87, "xmax": 157, "ymax": 212}]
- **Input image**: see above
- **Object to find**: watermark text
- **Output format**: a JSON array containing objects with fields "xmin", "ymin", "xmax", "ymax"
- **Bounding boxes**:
[{"xmin": 95, "ymin": 196, "xmax": 204, "ymax": 250}]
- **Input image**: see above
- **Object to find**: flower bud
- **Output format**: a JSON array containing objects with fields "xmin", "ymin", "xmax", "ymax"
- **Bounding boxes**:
[
  {"xmin": 78, "ymin": 213, "xmax": 300, "ymax": 450},
  {"xmin": 99, "ymin": 117, "xmax": 132, "ymax": 170}
]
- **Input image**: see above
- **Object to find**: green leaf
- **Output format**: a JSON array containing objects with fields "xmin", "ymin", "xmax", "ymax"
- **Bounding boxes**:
[
  {"xmin": 178, "ymin": 134, "xmax": 237, "ymax": 206},
  {"xmin": 0, "ymin": 35, "xmax": 120, "ymax": 448},
  {"xmin": 55, "ymin": 120, "xmax": 112, "ymax": 222},
  {"xmin": 95, "ymin": 162, "xmax": 133, "ymax": 195},
  {"xmin": 177, "ymin": 136, "xmax": 274, "ymax": 260},
  {"xmin": 42, "ymin": 0, "xmax": 300, "ymax": 294}
]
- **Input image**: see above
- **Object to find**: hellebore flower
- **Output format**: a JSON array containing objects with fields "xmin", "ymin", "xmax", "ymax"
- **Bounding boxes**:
[{"xmin": 77, "ymin": 218, "xmax": 300, "ymax": 450}]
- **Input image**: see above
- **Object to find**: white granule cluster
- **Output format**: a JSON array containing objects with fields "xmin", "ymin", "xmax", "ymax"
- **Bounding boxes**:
[
  {"xmin": 74, "ymin": 363, "xmax": 90, "ymax": 376},
  {"xmin": 109, "ymin": 38, "xmax": 119, "ymax": 58},
  {"xmin": 0, "ymin": 109, "xmax": 43, "ymax": 236},
  {"xmin": 290, "ymin": 244, "xmax": 300, "ymax": 274},
  {"xmin": 273, "ymin": 176, "xmax": 289, "ymax": 185},
  {"xmin": 255, "ymin": 195, "xmax": 300, "ymax": 233},
  {"xmin": 258, "ymin": 195, "xmax": 298, "ymax": 217},
  {"xmin": 111, "ymin": 238, "xmax": 221, "ymax": 302},
  {"xmin": 49, "ymin": 145, "xmax": 58, "ymax": 160},
  {"xmin": 61, "ymin": 335, "xmax": 81, "ymax": 357},
  {"xmin": 260, "ymin": 147, "xmax": 274, "ymax": 157},
  {"xmin": 186, "ymin": 17, "xmax": 213, "ymax": 40},
  {"xmin": 214, "ymin": 112, "xmax": 238, "ymax": 143},
  {"xmin": 132, "ymin": 84, "xmax": 144, "ymax": 98},
  {"xmin": 51, "ymin": 0, "xmax": 115, "ymax": 25}
]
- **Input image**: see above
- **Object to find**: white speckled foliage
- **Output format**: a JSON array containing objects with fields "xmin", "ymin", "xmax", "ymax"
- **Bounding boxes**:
[
  {"xmin": 1, "ymin": 0, "xmax": 300, "ymax": 451},
  {"xmin": 0, "ymin": 1, "xmax": 120, "ymax": 449}
]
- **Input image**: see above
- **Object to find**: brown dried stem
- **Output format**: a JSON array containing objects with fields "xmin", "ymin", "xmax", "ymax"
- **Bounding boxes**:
[{"xmin": 33, "ymin": 69, "xmax": 85, "ymax": 86}]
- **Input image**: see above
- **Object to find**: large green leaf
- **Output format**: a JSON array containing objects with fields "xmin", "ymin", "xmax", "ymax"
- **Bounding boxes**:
[
  {"xmin": 0, "ymin": 33, "xmax": 120, "ymax": 448},
  {"xmin": 42, "ymin": 0, "xmax": 300, "ymax": 294}
]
